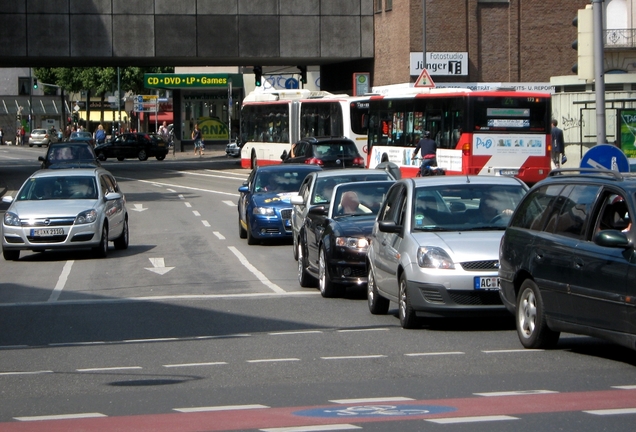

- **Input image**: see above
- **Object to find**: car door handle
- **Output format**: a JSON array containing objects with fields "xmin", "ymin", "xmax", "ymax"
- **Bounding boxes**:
[{"xmin": 573, "ymin": 258, "xmax": 584, "ymax": 269}]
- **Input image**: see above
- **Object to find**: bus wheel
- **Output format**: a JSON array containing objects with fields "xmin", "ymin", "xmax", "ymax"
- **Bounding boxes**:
[{"xmin": 250, "ymin": 150, "xmax": 257, "ymax": 169}]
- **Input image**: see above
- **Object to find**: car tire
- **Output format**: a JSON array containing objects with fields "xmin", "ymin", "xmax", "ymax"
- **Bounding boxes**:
[
  {"xmin": 29, "ymin": 144, "xmax": 33, "ymax": 147},
  {"xmin": 98, "ymin": 152, "xmax": 107, "ymax": 161},
  {"xmin": 156, "ymin": 155, "xmax": 165, "ymax": 161},
  {"xmin": 246, "ymin": 218, "xmax": 258, "ymax": 245},
  {"xmin": 293, "ymin": 235, "xmax": 299, "ymax": 261},
  {"xmin": 516, "ymin": 279, "xmax": 560, "ymax": 349},
  {"xmin": 117, "ymin": 157, "xmax": 125, "ymax": 161},
  {"xmin": 93, "ymin": 224, "xmax": 109, "ymax": 258},
  {"xmin": 2, "ymin": 248, "xmax": 20, "ymax": 261},
  {"xmin": 238, "ymin": 217, "xmax": 247, "ymax": 239},
  {"xmin": 113, "ymin": 218, "xmax": 129, "ymax": 250},
  {"xmin": 399, "ymin": 273, "xmax": 419, "ymax": 329},
  {"xmin": 319, "ymin": 247, "xmax": 340, "ymax": 298},
  {"xmin": 368, "ymin": 267, "xmax": 390, "ymax": 315},
  {"xmin": 297, "ymin": 239, "xmax": 316, "ymax": 288},
  {"xmin": 138, "ymin": 150, "xmax": 148, "ymax": 161}
]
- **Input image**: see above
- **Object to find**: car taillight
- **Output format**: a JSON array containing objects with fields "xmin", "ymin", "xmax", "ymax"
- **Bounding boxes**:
[
  {"xmin": 353, "ymin": 156, "xmax": 364, "ymax": 166},
  {"xmin": 305, "ymin": 158, "xmax": 324, "ymax": 166}
]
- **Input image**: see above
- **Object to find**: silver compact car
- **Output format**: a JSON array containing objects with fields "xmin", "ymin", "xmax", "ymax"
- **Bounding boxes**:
[
  {"xmin": 28, "ymin": 128, "xmax": 52, "ymax": 147},
  {"xmin": 2, "ymin": 167, "xmax": 129, "ymax": 260},
  {"xmin": 366, "ymin": 176, "xmax": 527, "ymax": 328}
]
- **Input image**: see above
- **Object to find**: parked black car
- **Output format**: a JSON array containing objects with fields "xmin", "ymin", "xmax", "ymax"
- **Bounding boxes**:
[
  {"xmin": 38, "ymin": 142, "xmax": 100, "ymax": 169},
  {"xmin": 499, "ymin": 168, "xmax": 636, "ymax": 351},
  {"xmin": 282, "ymin": 136, "xmax": 365, "ymax": 169},
  {"xmin": 297, "ymin": 180, "xmax": 394, "ymax": 297},
  {"xmin": 95, "ymin": 133, "xmax": 169, "ymax": 161}
]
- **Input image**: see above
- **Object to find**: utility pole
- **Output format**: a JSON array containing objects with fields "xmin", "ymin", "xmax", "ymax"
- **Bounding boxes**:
[
  {"xmin": 422, "ymin": 0, "xmax": 427, "ymax": 71},
  {"xmin": 593, "ymin": 0, "xmax": 606, "ymax": 145}
]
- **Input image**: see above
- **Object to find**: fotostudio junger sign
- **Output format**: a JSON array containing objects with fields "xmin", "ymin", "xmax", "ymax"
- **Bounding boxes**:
[{"xmin": 410, "ymin": 52, "xmax": 468, "ymax": 76}]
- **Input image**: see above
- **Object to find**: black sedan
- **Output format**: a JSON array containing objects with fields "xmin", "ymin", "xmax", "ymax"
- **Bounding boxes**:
[
  {"xmin": 298, "ymin": 180, "xmax": 394, "ymax": 297},
  {"xmin": 95, "ymin": 133, "xmax": 169, "ymax": 161},
  {"xmin": 282, "ymin": 136, "xmax": 365, "ymax": 169}
]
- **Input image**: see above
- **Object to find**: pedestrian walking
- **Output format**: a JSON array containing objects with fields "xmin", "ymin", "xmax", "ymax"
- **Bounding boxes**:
[
  {"xmin": 19, "ymin": 126, "xmax": 25, "ymax": 146},
  {"xmin": 0, "ymin": 127, "xmax": 4, "ymax": 145},
  {"xmin": 95, "ymin": 124, "xmax": 106, "ymax": 144},
  {"xmin": 192, "ymin": 123, "xmax": 204, "ymax": 157},
  {"xmin": 551, "ymin": 119, "xmax": 565, "ymax": 168}
]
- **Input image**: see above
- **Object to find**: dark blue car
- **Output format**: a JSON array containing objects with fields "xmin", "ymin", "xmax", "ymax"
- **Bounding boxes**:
[{"xmin": 238, "ymin": 164, "xmax": 322, "ymax": 245}]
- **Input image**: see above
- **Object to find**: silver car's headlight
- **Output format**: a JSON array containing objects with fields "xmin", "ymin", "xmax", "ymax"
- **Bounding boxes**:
[
  {"xmin": 417, "ymin": 246, "xmax": 455, "ymax": 269},
  {"xmin": 253, "ymin": 207, "xmax": 275, "ymax": 216},
  {"xmin": 4, "ymin": 212, "xmax": 20, "ymax": 227},
  {"xmin": 75, "ymin": 209, "xmax": 98, "ymax": 225},
  {"xmin": 336, "ymin": 237, "xmax": 369, "ymax": 250}
]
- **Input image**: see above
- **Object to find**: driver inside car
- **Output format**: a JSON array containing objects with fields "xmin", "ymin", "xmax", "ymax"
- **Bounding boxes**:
[{"xmin": 478, "ymin": 193, "xmax": 513, "ymax": 223}]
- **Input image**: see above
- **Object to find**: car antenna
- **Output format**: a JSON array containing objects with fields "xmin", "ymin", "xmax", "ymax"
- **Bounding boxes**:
[{"xmin": 466, "ymin": 174, "xmax": 470, "ymax": 183}]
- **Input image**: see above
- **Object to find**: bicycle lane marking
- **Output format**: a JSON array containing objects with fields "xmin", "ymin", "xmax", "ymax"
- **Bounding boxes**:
[{"xmin": 2, "ymin": 388, "xmax": 636, "ymax": 431}]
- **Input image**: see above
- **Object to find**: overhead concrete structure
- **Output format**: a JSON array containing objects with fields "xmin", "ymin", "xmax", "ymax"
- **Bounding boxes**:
[{"xmin": 0, "ymin": 0, "xmax": 374, "ymax": 69}]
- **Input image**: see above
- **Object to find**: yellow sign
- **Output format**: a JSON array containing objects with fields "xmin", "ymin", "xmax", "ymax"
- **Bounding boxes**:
[
  {"xmin": 414, "ymin": 68, "xmax": 435, "ymax": 88},
  {"xmin": 198, "ymin": 117, "xmax": 229, "ymax": 140}
]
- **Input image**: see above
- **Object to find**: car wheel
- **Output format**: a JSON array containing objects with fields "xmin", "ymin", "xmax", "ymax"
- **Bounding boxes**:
[
  {"xmin": 399, "ymin": 273, "xmax": 418, "ymax": 329},
  {"xmin": 368, "ymin": 267, "xmax": 390, "ymax": 314},
  {"xmin": 293, "ymin": 235, "xmax": 299, "ymax": 261},
  {"xmin": 113, "ymin": 218, "xmax": 129, "ymax": 250},
  {"xmin": 250, "ymin": 150, "xmax": 257, "ymax": 169},
  {"xmin": 238, "ymin": 217, "xmax": 247, "ymax": 239},
  {"xmin": 138, "ymin": 150, "xmax": 148, "ymax": 161},
  {"xmin": 38, "ymin": 144, "xmax": 42, "ymax": 148},
  {"xmin": 246, "ymin": 218, "xmax": 258, "ymax": 245},
  {"xmin": 297, "ymin": 239, "xmax": 316, "ymax": 287},
  {"xmin": 2, "ymin": 248, "xmax": 20, "ymax": 261},
  {"xmin": 319, "ymin": 247, "xmax": 340, "ymax": 298},
  {"xmin": 98, "ymin": 152, "xmax": 107, "ymax": 161},
  {"xmin": 93, "ymin": 224, "xmax": 109, "ymax": 258},
  {"xmin": 29, "ymin": 144, "xmax": 33, "ymax": 147},
  {"xmin": 156, "ymin": 155, "xmax": 165, "ymax": 161},
  {"xmin": 117, "ymin": 157, "xmax": 125, "ymax": 161},
  {"xmin": 516, "ymin": 279, "xmax": 560, "ymax": 349}
]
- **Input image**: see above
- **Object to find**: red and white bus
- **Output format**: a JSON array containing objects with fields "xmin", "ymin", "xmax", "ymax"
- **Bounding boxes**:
[
  {"xmin": 239, "ymin": 90, "xmax": 369, "ymax": 169},
  {"xmin": 366, "ymin": 88, "xmax": 552, "ymax": 184}
]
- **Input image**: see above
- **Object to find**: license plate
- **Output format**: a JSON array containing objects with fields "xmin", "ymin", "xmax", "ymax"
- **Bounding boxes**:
[
  {"xmin": 474, "ymin": 276, "xmax": 500, "ymax": 290},
  {"xmin": 499, "ymin": 169, "xmax": 519, "ymax": 176},
  {"xmin": 158, "ymin": 143, "xmax": 165, "ymax": 147},
  {"xmin": 31, "ymin": 228, "xmax": 64, "ymax": 237}
]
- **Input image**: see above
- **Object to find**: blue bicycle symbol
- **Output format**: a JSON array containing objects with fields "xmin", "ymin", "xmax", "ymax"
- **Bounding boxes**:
[{"xmin": 294, "ymin": 404, "xmax": 456, "ymax": 418}]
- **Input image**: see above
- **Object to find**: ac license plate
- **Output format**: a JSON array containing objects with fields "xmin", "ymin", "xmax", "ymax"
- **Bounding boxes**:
[
  {"xmin": 474, "ymin": 276, "xmax": 500, "ymax": 290},
  {"xmin": 499, "ymin": 169, "xmax": 519, "ymax": 176},
  {"xmin": 31, "ymin": 228, "xmax": 64, "ymax": 237}
]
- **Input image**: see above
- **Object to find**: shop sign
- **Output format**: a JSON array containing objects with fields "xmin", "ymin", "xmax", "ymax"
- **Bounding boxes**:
[
  {"xmin": 145, "ymin": 74, "xmax": 230, "ymax": 89},
  {"xmin": 410, "ymin": 52, "xmax": 468, "ymax": 76}
]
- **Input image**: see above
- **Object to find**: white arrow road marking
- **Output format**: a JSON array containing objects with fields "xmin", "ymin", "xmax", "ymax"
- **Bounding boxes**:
[
  {"xmin": 131, "ymin": 204, "xmax": 147, "ymax": 212},
  {"xmin": 145, "ymin": 257, "xmax": 174, "ymax": 275}
]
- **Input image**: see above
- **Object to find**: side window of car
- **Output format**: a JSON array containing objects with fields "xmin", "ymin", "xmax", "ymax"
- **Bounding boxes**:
[
  {"xmin": 593, "ymin": 190, "xmax": 631, "ymax": 235},
  {"xmin": 550, "ymin": 184, "xmax": 601, "ymax": 239},
  {"xmin": 379, "ymin": 184, "xmax": 405, "ymax": 223},
  {"xmin": 99, "ymin": 176, "xmax": 110, "ymax": 196},
  {"xmin": 106, "ymin": 175, "xmax": 120, "ymax": 193},
  {"xmin": 510, "ymin": 184, "xmax": 566, "ymax": 231}
]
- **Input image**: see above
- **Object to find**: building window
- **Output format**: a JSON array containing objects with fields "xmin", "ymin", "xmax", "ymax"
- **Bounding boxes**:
[
  {"xmin": 385, "ymin": 0, "xmax": 392, "ymax": 11},
  {"xmin": 376, "ymin": 0, "xmax": 382, "ymax": 13}
]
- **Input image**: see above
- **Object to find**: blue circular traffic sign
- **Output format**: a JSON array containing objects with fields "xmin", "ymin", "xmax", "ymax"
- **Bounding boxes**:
[
  {"xmin": 285, "ymin": 78, "xmax": 299, "ymax": 89},
  {"xmin": 580, "ymin": 144, "xmax": 629, "ymax": 172}
]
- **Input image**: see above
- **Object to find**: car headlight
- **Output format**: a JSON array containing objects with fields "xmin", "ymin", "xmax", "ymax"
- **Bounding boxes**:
[
  {"xmin": 75, "ymin": 209, "xmax": 98, "ymax": 225},
  {"xmin": 3, "ymin": 212, "xmax": 20, "ymax": 227},
  {"xmin": 336, "ymin": 237, "xmax": 369, "ymax": 250},
  {"xmin": 253, "ymin": 207, "xmax": 275, "ymax": 216},
  {"xmin": 417, "ymin": 246, "xmax": 455, "ymax": 269}
]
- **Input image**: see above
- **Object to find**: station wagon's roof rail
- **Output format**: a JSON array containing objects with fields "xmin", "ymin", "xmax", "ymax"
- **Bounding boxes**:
[{"xmin": 548, "ymin": 168, "xmax": 625, "ymax": 180}]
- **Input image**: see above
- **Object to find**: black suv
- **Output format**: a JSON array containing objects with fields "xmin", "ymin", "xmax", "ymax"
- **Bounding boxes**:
[
  {"xmin": 38, "ymin": 142, "xmax": 100, "ymax": 169},
  {"xmin": 282, "ymin": 136, "xmax": 365, "ymax": 169},
  {"xmin": 499, "ymin": 168, "xmax": 636, "ymax": 351}
]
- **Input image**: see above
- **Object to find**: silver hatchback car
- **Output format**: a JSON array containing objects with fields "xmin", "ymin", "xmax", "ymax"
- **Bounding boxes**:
[
  {"xmin": 366, "ymin": 176, "xmax": 527, "ymax": 328},
  {"xmin": 28, "ymin": 128, "xmax": 52, "ymax": 147},
  {"xmin": 2, "ymin": 167, "xmax": 129, "ymax": 260}
]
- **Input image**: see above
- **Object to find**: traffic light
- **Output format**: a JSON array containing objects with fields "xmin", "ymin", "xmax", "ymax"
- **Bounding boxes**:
[
  {"xmin": 72, "ymin": 113, "xmax": 78, "ymax": 123},
  {"xmin": 572, "ymin": 6, "xmax": 594, "ymax": 80},
  {"xmin": 33, "ymin": 78, "xmax": 38, "ymax": 89},
  {"xmin": 253, "ymin": 66, "xmax": 262, "ymax": 87},
  {"xmin": 298, "ymin": 66, "xmax": 307, "ymax": 85}
]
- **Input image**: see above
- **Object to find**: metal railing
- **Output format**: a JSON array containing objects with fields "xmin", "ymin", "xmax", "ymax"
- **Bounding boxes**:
[{"xmin": 605, "ymin": 28, "xmax": 636, "ymax": 48}]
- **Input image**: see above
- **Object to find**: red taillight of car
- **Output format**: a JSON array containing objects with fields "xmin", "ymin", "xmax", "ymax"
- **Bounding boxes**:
[
  {"xmin": 305, "ymin": 158, "xmax": 324, "ymax": 166},
  {"xmin": 352, "ymin": 156, "xmax": 365, "ymax": 166}
]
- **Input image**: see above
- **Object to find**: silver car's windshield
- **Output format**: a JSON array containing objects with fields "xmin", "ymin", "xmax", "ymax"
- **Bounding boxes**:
[
  {"xmin": 413, "ymin": 184, "xmax": 526, "ymax": 231},
  {"xmin": 17, "ymin": 176, "xmax": 98, "ymax": 201}
]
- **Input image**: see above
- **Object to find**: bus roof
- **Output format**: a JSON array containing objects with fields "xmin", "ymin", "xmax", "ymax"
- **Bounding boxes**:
[
  {"xmin": 243, "ymin": 89, "xmax": 349, "ymax": 103},
  {"xmin": 369, "ymin": 87, "xmax": 550, "ymax": 100}
]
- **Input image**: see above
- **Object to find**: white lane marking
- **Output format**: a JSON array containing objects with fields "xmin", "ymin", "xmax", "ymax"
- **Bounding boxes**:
[
  {"xmin": 482, "ymin": 349, "xmax": 544, "ymax": 353},
  {"xmin": 145, "ymin": 257, "xmax": 175, "ymax": 275},
  {"xmin": 427, "ymin": 415, "xmax": 518, "ymax": 424},
  {"xmin": 223, "ymin": 200, "xmax": 238, "ymax": 207},
  {"xmin": 0, "ymin": 291, "xmax": 320, "ymax": 308},
  {"xmin": 185, "ymin": 202, "xmax": 192, "ymax": 207},
  {"xmin": 48, "ymin": 260, "xmax": 73, "ymax": 302},
  {"xmin": 405, "ymin": 351, "xmax": 465, "ymax": 356},
  {"xmin": 123, "ymin": 338, "xmax": 178, "ymax": 343},
  {"xmin": 584, "ymin": 408, "xmax": 636, "ymax": 415},
  {"xmin": 260, "ymin": 425, "xmax": 361, "ymax": 432},
  {"xmin": 173, "ymin": 170, "xmax": 248, "ymax": 181},
  {"xmin": 330, "ymin": 397, "xmax": 415, "ymax": 404},
  {"xmin": 612, "ymin": 385, "xmax": 636, "ymax": 390},
  {"xmin": 178, "ymin": 194, "xmax": 185, "ymax": 199},
  {"xmin": 228, "ymin": 246, "xmax": 285, "ymax": 293},
  {"xmin": 474, "ymin": 390, "xmax": 558, "ymax": 397},
  {"xmin": 202, "ymin": 220, "xmax": 211, "ymax": 227},
  {"xmin": 337, "ymin": 328, "xmax": 389, "ymax": 333},
  {"xmin": 321, "ymin": 355, "xmax": 386, "ymax": 360},
  {"xmin": 269, "ymin": 330, "xmax": 323, "ymax": 336},
  {"xmin": 166, "ymin": 188, "xmax": 176, "ymax": 193},
  {"xmin": 14, "ymin": 413, "xmax": 107, "ymax": 422},
  {"xmin": 0, "ymin": 345, "xmax": 29, "ymax": 349},
  {"xmin": 247, "ymin": 358, "xmax": 300, "ymax": 363},
  {"xmin": 192, "ymin": 210, "xmax": 201, "ymax": 216},
  {"xmin": 0, "ymin": 370, "xmax": 53, "ymax": 376},
  {"xmin": 213, "ymin": 231, "xmax": 225, "ymax": 239},
  {"xmin": 204, "ymin": 169, "xmax": 249, "ymax": 178},
  {"xmin": 163, "ymin": 362, "xmax": 227, "ymax": 368},
  {"xmin": 76, "ymin": 366, "xmax": 142, "ymax": 372},
  {"xmin": 131, "ymin": 203, "xmax": 148, "ymax": 212},
  {"xmin": 175, "ymin": 404, "xmax": 269, "ymax": 413},
  {"xmin": 117, "ymin": 176, "xmax": 239, "ymax": 197}
]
